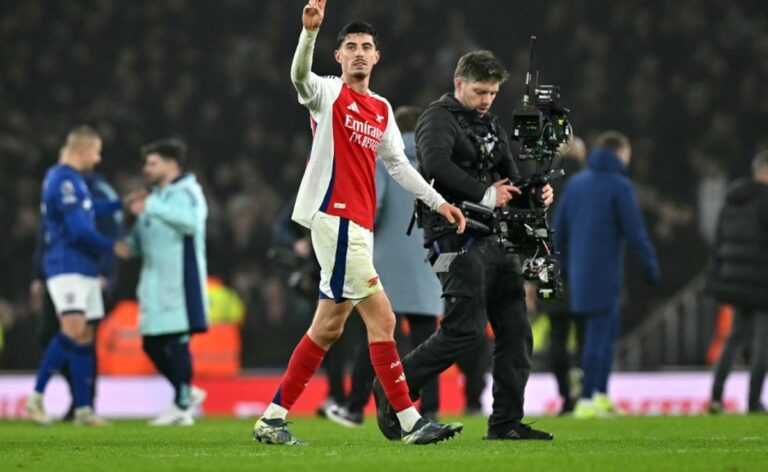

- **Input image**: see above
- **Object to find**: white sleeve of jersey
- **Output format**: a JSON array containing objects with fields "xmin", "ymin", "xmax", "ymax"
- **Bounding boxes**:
[
  {"xmin": 291, "ymin": 28, "xmax": 336, "ymax": 113},
  {"xmin": 378, "ymin": 102, "xmax": 446, "ymax": 211}
]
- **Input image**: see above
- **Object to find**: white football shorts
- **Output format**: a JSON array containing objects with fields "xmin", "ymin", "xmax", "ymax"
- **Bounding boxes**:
[
  {"xmin": 46, "ymin": 273, "xmax": 105, "ymax": 321},
  {"xmin": 311, "ymin": 212, "xmax": 382, "ymax": 305}
]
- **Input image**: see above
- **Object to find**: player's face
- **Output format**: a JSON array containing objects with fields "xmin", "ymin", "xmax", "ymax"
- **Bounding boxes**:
[
  {"xmin": 335, "ymin": 33, "xmax": 380, "ymax": 80},
  {"xmin": 143, "ymin": 153, "xmax": 172, "ymax": 185},
  {"xmin": 79, "ymin": 140, "xmax": 103, "ymax": 171},
  {"xmin": 454, "ymin": 79, "xmax": 500, "ymax": 116}
]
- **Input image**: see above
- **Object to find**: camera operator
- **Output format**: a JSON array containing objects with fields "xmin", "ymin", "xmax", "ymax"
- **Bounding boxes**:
[{"xmin": 374, "ymin": 50, "xmax": 554, "ymax": 441}]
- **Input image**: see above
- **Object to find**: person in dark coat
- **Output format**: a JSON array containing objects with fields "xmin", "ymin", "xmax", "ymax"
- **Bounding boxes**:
[
  {"xmin": 553, "ymin": 131, "xmax": 659, "ymax": 418},
  {"xmin": 707, "ymin": 150, "xmax": 768, "ymax": 414}
]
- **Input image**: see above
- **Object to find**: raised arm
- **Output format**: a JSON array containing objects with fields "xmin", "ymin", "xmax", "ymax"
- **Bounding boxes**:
[{"xmin": 291, "ymin": 1, "xmax": 326, "ymax": 102}]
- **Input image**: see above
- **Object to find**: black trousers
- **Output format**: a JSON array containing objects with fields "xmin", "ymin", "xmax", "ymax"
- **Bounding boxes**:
[
  {"xmin": 142, "ymin": 333, "xmax": 193, "ymax": 408},
  {"xmin": 455, "ymin": 334, "xmax": 489, "ymax": 411},
  {"xmin": 401, "ymin": 237, "xmax": 531, "ymax": 434},
  {"xmin": 711, "ymin": 307, "xmax": 768, "ymax": 410},
  {"xmin": 545, "ymin": 297, "xmax": 584, "ymax": 401}
]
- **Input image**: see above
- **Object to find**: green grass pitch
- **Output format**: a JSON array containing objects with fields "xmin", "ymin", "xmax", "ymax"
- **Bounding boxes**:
[{"xmin": 2, "ymin": 415, "xmax": 765, "ymax": 471}]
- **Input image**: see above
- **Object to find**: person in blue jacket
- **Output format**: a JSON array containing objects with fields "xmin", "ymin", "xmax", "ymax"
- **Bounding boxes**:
[
  {"xmin": 117, "ymin": 139, "xmax": 208, "ymax": 426},
  {"xmin": 26, "ymin": 126, "xmax": 123, "ymax": 426},
  {"xmin": 554, "ymin": 131, "xmax": 660, "ymax": 418}
]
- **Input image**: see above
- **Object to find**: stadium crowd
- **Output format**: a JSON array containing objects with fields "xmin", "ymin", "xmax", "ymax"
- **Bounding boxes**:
[{"xmin": 1, "ymin": 0, "xmax": 767, "ymax": 368}]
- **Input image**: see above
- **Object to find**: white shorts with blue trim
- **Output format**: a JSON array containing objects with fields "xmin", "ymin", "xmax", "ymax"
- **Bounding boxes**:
[
  {"xmin": 311, "ymin": 212, "xmax": 382, "ymax": 304},
  {"xmin": 46, "ymin": 274, "xmax": 105, "ymax": 321}
]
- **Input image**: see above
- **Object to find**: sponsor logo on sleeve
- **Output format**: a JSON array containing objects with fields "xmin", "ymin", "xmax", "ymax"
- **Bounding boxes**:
[{"xmin": 61, "ymin": 180, "xmax": 77, "ymax": 204}]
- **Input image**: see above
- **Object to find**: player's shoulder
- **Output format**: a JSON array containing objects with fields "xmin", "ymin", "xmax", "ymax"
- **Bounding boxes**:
[
  {"xmin": 49, "ymin": 164, "xmax": 83, "ymax": 181},
  {"xmin": 367, "ymin": 89, "xmax": 392, "ymax": 107},
  {"xmin": 45, "ymin": 165, "xmax": 73, "ymax": 188},
  {"xmin": 46, "ymin": 165, "xmax": 86, "ymax": 197},
  {"xmin": 315, "ymin": 74, "xmax": 343, "ymax": 89},
  {"xmin": 365, "ymin": 90, "xmax": 395, "ymax": 121}
]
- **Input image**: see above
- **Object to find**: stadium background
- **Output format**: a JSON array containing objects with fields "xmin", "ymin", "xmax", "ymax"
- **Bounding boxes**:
[{"xmin": 1, "ymin": 0, "xmax": 767, "ymax": 414}]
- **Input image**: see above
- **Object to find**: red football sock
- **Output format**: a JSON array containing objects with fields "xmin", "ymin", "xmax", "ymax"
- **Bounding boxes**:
[
  {"xmin": 369, "ymin": 341, "xmax": 414, "ymax": 412},
  {"xmin": 271, "ymin": 334, "xmax": 326, "ymax": 410}
]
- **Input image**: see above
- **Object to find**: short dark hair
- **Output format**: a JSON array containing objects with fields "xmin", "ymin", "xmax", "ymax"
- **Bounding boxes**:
[
  {"xmin": 394, "ymin": 106, "xmax": 423, "ymax": 133},
  {"xmin": 336, "ymin": 21, "xmax": 378, "ymax": 49},
  {"xmin": 141, "ymin": 139, "xmax": 187, "ymax": 167},
  {"xmin": 594, "ymin": 131, "xmax": 631, "ymax": 154},
  {"xmin": 454, "ymin": 50, "xmax": 509, "ymax": 84}
]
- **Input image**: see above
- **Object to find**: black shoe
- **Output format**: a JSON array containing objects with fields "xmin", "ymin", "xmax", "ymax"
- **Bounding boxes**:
[
  {"xmin": 748, "ymin": 403, "xmax": 766, "ymax": 414},
  {"xmin": 326, "ymin": 405, "xmax": 364, "ymax": 427},
  {"xmin": 484, "ymin": 423, "xmax": 553, "ymax": 441},
  {"xmin": 708, "ymin": 400, "xmax": 723, "ymax": 414},
  {"xmin": 402, "ymin": 417, "xmax": 463, "ymax": 445},
  {"xmin": 372, "ymin": 379, "xmax": 401, "ymax": 440}
]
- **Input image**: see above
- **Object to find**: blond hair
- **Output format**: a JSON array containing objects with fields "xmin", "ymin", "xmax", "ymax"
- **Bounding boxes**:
[{"xmin": 65, "ymin": 125, "xmax": 101, "ymax": 150}]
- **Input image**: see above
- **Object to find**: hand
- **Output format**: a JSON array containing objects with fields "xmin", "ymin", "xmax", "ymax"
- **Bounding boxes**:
[
  {"xmin": 123, "ymin": 188, "xmax": 149, "ymax": 207},
  {"xmin": 539, "ymin": 184, "xmax": 554, "ymax": 207},
  {"xmin": 302, "ymin": 0, "xmax": 326, "ymax": 31},
  {"xmin": 493, "ymin": 178, "xmax": 522, "ymax": 208},
  {"xmin": 114, "ymin": 241, "xmax": 131, "ymax": 259},
  {"xmin": 437, "ymin": 202, "xmax": 466, "ymax": 234},
  {"xmin": 128, "ymin": 196, "xmax": 146, "ymax": 216}
]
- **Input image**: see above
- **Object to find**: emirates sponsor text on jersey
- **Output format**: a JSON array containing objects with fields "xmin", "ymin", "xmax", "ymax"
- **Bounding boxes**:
[{"xmin": 344, "ymin": 114, "xmax": 384, "ymax": 152}]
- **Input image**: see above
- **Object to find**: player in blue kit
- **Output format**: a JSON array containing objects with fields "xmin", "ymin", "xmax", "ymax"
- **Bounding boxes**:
[{"xmin": 26, "ymin": 126, "xmax": 126, "ymax": 426}]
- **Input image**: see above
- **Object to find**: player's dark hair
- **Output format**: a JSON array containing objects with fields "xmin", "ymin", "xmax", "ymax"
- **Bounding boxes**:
[
  {"xmin": 336, "ymin": 21, "xmax": 378, "ymax": 49},
  {"xmin": 595, "ymin": 131, "xmax": 631, "ymax": 154},
  {"xmin": 141, "ymin": 139, "xmax": 188, "ymax": 168},
  {"xmin": 454, "ymin": 50, "xmax": 509, "ymax": 84}
]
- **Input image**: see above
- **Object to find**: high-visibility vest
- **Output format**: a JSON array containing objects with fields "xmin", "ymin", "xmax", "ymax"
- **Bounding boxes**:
[{"xmin": 96, "ymin": 300, "xmax": 156, "ymax": 375}]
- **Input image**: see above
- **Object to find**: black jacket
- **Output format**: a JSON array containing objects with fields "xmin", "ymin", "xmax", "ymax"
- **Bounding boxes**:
[
  {"xmin": 415, "ymin": 94, "xmax": 521, "ymax": 204},
  {"xmin": 707, "ymin": 178, "xmax": 768, "ymax": 309}
]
